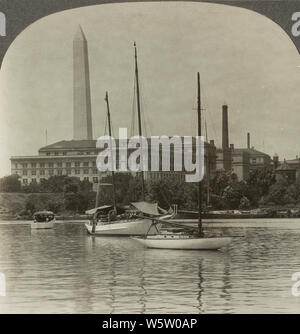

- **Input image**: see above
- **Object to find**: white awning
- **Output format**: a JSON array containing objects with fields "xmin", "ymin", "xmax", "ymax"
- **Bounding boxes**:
[
  {"xmin": 85, "ymin": 205, "xmax": 113, "ymax": 215},
  {"xmin": 130, "ymin": 202, "xmax": 161, "ymax": 216}
]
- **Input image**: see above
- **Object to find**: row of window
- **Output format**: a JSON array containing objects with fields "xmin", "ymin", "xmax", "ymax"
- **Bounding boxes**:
[
  {"xmin": 22, "ymin": 176, "xmax": 99, "ymax": 184},
  {"xmin": 251, "ymin": 158, "xmax": 264, "ymax": 164},
  {"xmin": 15, "ymin": 161, "xmax": 97, "ymax": 169},
  {"xmin": 44, "ymin": 151, "xmax": 97, "ymax": 156},
  {"xmin": 148, "ymin": 172, "xmax": 185, "ymax": 181},
  {"xmin": 21, "ymin": 168, "xmax": 99, "ymax": 176}
]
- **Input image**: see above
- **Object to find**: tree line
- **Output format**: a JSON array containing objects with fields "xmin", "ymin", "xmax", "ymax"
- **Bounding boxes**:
[{"xmin": 0, "ymin": 167, "xmax": 299, "ymax": 215}]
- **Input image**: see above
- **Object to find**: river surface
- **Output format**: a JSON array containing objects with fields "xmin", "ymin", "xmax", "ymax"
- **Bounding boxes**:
[{"xmin": 0, "ymin": 219, "xmax": 300, "ymax": 314}]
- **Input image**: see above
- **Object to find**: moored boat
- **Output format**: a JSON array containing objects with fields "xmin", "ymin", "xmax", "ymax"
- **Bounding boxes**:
[
  {"xmin": 85, "ymin": 202, "xmax": 169, "ymax": 236},
  {"xmin": 132, "ymin": 234, "xmax": 232, "ymax": 250},
  {"xmin": 85, "ymin": 44, "xmax": 175, "ymax": 237},
  {"xmin": 131, "ymin": 72, "xmax": 233, "ymax": 250},
  {"xmin": 31, "ymin": 211, "xmax": 55, "ymax": 229}
]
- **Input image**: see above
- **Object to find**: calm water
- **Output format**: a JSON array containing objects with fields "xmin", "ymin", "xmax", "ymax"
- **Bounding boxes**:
[{"xmin": 0, "ymin": 219, "xmax": 300, "ymax": 314}]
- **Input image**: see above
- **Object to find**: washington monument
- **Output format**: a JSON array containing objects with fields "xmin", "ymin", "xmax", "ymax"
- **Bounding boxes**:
[{"xmin": 73, "ymin": 25, "xmax": 93, "ymax": 140}]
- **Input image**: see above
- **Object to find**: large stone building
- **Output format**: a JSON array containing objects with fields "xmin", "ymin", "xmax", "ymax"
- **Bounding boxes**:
[{"xmin": 10, "ymin": 26, "xmax": 217, "ymax": 188}]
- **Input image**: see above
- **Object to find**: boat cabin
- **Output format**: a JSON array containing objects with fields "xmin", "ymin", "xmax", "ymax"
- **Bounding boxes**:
[{"xmin": 33, "ymin": 211, "xmax": 55, "ymax": 223}]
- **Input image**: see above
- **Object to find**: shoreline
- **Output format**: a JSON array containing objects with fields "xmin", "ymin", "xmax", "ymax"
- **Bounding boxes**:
[{"xmin": 2, "ymin": 217, "xmax": 300, "ymax": 225}]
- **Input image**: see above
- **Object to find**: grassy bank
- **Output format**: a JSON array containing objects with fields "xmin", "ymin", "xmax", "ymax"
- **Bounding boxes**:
[{"xmin": 0, "ymin": 192, "xmax": 87, "ymax": 219}]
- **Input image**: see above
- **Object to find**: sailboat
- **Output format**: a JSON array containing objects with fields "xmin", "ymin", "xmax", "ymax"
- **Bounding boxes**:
[
  {"xmin": 85, "ymin": 92, "xmax": 168, "ymax": 236},
  {"xmin": 131, "ymin": 73, "xmax": 232, "ymax": 250},
  {"xmin": 85, "ymin": 44, "xmax": 174, "ymax": 236}
]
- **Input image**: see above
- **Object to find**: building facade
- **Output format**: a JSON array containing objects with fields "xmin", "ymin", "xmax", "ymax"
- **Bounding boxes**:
[
  {"xmin": 275, "ymin": 157, "xmax": 300, "ymax": 182},
  {"xmin": 11, "ymin": 138, "xmax": 217, "ymax": 188}
]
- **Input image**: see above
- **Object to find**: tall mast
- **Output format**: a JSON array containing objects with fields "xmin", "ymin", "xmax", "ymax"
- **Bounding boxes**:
[
  {"xmin": 105, "ymin": 91, "xmax": 117, "ymax": 212},
  {"xmin": 134, "ymin": 42, "xmax": 145, "ymax": 201},
  {"xmin": 197, "ymin": 72, "xmax": 203, "ymax": 236}
]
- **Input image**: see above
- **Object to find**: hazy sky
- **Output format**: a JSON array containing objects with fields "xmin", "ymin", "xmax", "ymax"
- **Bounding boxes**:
[{"xmin": 1, "ymin": 1, "xmax": 300, "ymax": 176}]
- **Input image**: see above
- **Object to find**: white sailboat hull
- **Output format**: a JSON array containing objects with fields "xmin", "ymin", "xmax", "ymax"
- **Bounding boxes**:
[
  {"xmin": 31, "ymin": 221, "xmax": 55, "ymax": 229},
  {"xmin": 131, "ymin": 236, "xmax": 232, "ymax": 250},
  {"xmin": 85, "ymin": 219, "xmax": 160, "ymax": 236}
]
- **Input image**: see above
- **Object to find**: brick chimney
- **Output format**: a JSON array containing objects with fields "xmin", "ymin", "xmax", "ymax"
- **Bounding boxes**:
[
  {"xmin": 222, "ymin": 105, "xmax": 229, "ymax": 150},
  {"xmin": 247, "ymin": 132, "xmax": 250, "ymax": 149}
]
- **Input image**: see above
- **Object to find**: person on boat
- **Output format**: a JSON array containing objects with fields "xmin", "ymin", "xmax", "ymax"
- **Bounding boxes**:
[{"xmin": 108, "ymin": 209, "xmax": 117, "ymax": 222}]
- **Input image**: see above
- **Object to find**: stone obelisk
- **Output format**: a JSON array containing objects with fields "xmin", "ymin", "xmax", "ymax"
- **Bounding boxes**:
[{"xmin": 73, "ymin": 25, "xmax": 93, "ymax": 140}]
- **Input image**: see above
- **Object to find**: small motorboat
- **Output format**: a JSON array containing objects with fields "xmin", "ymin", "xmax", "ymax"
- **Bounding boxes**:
[
  {"xmin": 132, "ymin": 234, "xmax": 232, "ymax": 250},
  {"xmin": 31, "ymin": 211, "xmax": 55, "ymax": 229}
]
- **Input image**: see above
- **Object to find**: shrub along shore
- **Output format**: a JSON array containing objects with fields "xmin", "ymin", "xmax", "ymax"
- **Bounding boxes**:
[{"xmin": 1, "ymin": 168, "xmax": 300, "ymax": 220}]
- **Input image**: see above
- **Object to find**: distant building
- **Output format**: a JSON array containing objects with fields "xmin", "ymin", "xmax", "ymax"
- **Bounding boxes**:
[
  {"xmin": 275, "ymin": 157, "xmax": 300, "ymax": 182},
  {"xmin": 230, "ymin": 145, "xmax": 250, "ymax": 181},
  {"xmin": 10, "ymin": 138, "xmax": 217, "ymax": 188},
  {"xmin": 216, "ymin": 106, "xmax": 271, "ymax": 180}
]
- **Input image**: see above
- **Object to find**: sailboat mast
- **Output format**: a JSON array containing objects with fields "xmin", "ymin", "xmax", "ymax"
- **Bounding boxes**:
[
  {"xmin": 105, "ymin": 91, "xmax": 117, "ymax": 212},
  {"xmin": 197, "ymin": 72, "xmax": 203, "ymax": 236},
  {"xmin": 134, "ymin": 42, "xmax": 145, "ymax": 201}
]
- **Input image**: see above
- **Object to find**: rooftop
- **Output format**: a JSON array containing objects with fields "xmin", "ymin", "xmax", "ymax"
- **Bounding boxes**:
[
  {"xmin": 39, "ymin": 140, "xmax": 97, "ymax": 151},
  {"xmin": 233, "ymin": 148, "xmax": 270, "ymax": 157},
  {"xmin": 217, "ymin": 147, "xmax": 270, "ymax": 157},
  {"xmin": 39, "ymin": 138, "xmax": 214, "ymax": 152},
  {"xmin": 276, "ymin": 162, "xmax": 297, "ymax": 171}
]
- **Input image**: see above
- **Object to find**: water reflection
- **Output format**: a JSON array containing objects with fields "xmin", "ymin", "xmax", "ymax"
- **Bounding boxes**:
[
  {"xmin": 85, "ymin": 236, "xmax": 231, "ymax": 313},
  {"xmin": 1, "ymin": 221, "xmax": 300, "ymax": 313}
]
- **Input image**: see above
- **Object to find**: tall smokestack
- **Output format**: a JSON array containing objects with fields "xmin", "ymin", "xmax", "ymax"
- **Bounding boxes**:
[
  {"xmin": 222, "ymin": 104, "xmax": 229, "ymax": 150},
  {"xmin": 247, "ymin": 132, "xmax": 250, "ymax": 149}
]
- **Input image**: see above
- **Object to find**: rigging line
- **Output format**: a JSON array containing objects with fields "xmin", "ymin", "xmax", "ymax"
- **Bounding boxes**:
[
  {"xmin": 205, "ymin": 117, "xmax": 208, "ymax": 142},
  {"xmin": 192, "ymin": 106, "xmax": 204, "ymax": 137},
  {"xmin": 104, "ymin": 112, "xmax": 108, "ymax": 136},
  {"xmin": 201, "ymin": 83, "xmax": 219, "ymax": 146},
  {"xmin": 130, "ymin": 75, "xmax": 137, "ymax": 137},
  {"xmin": 141, "ymin": 100, "xmax": 149, "ymax": 138},
  {"xmin": 138, "ymin": 67, "xmax": 152, "ymax": 137},
  {"xmin": 139, "ymin": 76, "xmax": 150, "ymax": 138},
  {"xmin": 200, "ymin": 83, "xmax": 209, "ymax": 140},
  {"xmin": 142, "ymin": 85, "xmax": 152, "ymax": 137},
  {"xmin": 207, "ymin": 106, "xmax": 219, "ymax": 147},
  {"xmin": 199, "ymin": 78, "xmax": 213, "ymax": 144}
]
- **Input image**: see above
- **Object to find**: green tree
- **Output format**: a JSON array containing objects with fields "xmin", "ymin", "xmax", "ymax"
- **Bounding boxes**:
[
  {"xmin": 265, "ymin": 179, "xmax": 288, "ymax": 205},
  {"xmin": 247, "ymin": 167, "xmax": 276, "ymax": 198},
  {"xmin": 0, "ymin": 174, "xmax": 21, "ymax": 192},
  {"xmin": 239, "ymin": 196, "xmax": 251, "ymax": 210}
]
